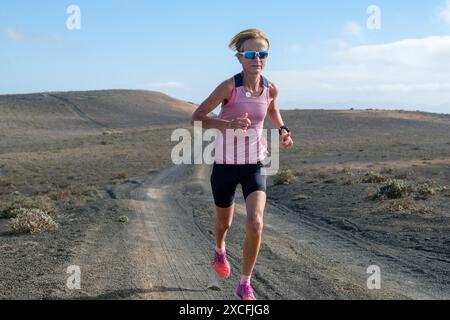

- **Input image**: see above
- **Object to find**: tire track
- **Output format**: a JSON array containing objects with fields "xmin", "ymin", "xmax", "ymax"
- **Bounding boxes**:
[
  {"xmin": 267, "ymin": 201, "xmax": 450, "ymax": 299},
  {"xmin": 128, "ymin": 165, "xmax": 235, "ymax": 299},
  {"xmin": 47, "ymin": 94, "xmax": 108, "ymax": 129},
  {"xmin": 111, "ymin": 162, "xmax": 446, "ymax": 299},
  {"xmin": 135, "ymin": 164, "xmax": 400, "ymax": 299}
]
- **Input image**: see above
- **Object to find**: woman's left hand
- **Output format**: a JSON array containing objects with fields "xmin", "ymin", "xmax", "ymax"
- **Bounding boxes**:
[{"xmin": 280, "ymin": 131, "xmax": 294, "ymax": 149}]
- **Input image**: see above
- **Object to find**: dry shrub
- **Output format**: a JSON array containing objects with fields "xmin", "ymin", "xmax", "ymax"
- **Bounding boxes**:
[
  {"xmin": 274, "ymin": 169, "xmax": 297, "ymax": 185},
  {"xmin": 414, "ymin": 182, "xmax": 435, "ymax": 199},
  {"xmin": 376, "ymin": 179, "xmax": 412, "ymax": 200},
  {"xmin": 371, "ymin": 198, "xmax": 431, "ymax": 215},
  {"xmin": 113, "ymin": 172, "xmax": 128, "ymax": 180},
  {"xmin": 362, "ymin": 171, "xmax": 387, "ymax": 183},
  {"xmin": 394, "ymin": 170, "xmax": 417, "ymax": 180},
  {"xmin": 10, "ymin": 208, "xmax": 59, "ymax": 234},
  {"xmin": 380, "ymin": 167, "xmax": 394, "ymax": 174},
  {"xmin": 341, "ymin": 177, "xmax": 354, "ymax": 185},
  {"xmin": 341, "ymin": 167, "xmax": 354, "ymax": 176}
]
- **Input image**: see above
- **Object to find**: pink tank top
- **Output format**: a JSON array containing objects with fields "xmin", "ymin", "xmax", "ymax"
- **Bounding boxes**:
[{"xmin": 214, "ymin": 72, "xmax": 270, "ymax": 165}]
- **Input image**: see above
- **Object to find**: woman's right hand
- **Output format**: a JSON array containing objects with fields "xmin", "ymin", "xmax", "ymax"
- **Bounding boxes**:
[{"xmin": 228, "ymin": 113, "xmax": 251, "ymax": 131}]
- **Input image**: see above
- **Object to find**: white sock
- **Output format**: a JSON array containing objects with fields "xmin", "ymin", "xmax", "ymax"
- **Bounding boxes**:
[
  {"xmin": 215, "ymin": 246, "xmax": 225, "ymax": 255},
  {"xmin": 240, "ymin": 275, "xmax": 251, "ymax": 285}
]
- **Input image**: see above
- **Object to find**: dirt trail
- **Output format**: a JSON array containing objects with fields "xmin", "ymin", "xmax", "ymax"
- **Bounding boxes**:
[
  {"xmin": 47, "ymin": 94, "xmax": 108, "ymax": 129},
  {"xmin": 116, "ymin": 165, "xmax": 440, "ymax": 299},
  {"xmin": 67, "ymin": 163, "xmax": 448, "ymax": 300},
  {"xmin": 125, "ymin": 164, "xmax": 231, "ymax": 299}
]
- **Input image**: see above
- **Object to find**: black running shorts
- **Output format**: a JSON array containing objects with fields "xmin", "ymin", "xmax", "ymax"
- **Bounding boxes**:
[{"xmin": 210, "ymin": 161, "xmax": 267, "ymax": 208}]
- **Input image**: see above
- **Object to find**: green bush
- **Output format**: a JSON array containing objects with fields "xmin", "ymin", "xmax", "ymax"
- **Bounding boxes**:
[
  {"xmin": 119, "ymin": 215, "xmax": 129, "ymax": 223},
  {"xmin": 377, "ymin": 179, "xmax": 411, "ymax": 199}
]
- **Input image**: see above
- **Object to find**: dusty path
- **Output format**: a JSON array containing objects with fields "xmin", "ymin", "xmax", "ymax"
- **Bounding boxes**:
[
  {"xmin": 66, "ymin": 163, "xmax": 447, "ymax": 300},
  {"xmin": 114, "ymin": 163, "xmax": 445, "ymax": 300}
]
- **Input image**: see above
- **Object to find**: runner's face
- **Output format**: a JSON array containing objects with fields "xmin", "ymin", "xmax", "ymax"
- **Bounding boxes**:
[{"xmin": 238, "ymin": 38, "xmax": 269, "ymax": 75}]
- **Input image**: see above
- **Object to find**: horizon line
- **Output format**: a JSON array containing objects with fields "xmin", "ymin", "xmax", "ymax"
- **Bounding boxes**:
[{"xmin": 0, "ymin": 88, "xmax": 449, "ymax": 116}]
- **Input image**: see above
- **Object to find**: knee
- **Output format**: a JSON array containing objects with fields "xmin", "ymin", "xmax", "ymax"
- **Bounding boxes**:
[{"xmin": 246, "ymin": 217, "xmax": 264, "ymax": 234}]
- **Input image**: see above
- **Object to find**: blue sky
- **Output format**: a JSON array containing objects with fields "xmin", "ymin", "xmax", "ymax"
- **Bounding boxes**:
[{"xmin": 1, "ymin": 0, "xmax": 450, "ymax": 113}]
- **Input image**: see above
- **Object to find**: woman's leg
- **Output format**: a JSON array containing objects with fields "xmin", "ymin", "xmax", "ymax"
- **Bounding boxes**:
[
  {"xmin": 242, "ymin": 191, "xmax": 266, "ymax": 276},
  {"xmin": 215, "ymin": 204, "xmax": 235, "ymax": 251}
]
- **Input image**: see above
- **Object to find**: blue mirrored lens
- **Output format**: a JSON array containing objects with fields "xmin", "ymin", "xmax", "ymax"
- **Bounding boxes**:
[
  {"xmin": 259, "ymin": 51, "xmax": 269, "ymax": 59},
  {"xmin": 244, "ymin": 52, "xmax": 257, "ymax": 59}
]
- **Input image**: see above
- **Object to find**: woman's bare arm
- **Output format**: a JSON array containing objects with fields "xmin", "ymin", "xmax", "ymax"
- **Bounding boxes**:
[
  {"xmin": 267, "ymin": 82, "xmax": 285, "ymax": 128},
  {"xmin": 191, "ymin": 79, "xmax": 251, "ymax": 131},
  {"xmin": 191, "ymin": 79, "xmax": 233, "ymax": 130},
  {"xmin": 267, "ymin": 82, "xmax": 294, "ymax": 148}
]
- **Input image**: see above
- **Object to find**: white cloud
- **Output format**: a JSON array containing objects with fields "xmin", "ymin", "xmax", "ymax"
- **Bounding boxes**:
[
  {"xmin": 438, "ymin": 0, "xmax": 450, "ymax": 25},
  {"xmin": 1, "ymin": 27, "xmax": 25, "ymax": 42},
  {"xmin": 343, "ymin": 21, "xmax": 363, "ymax": 38},
  {"xmin": 267, "ymin": 36, "xmax": 450, "ymax": 110},
  {"xmin": 335, "ymin": 36, "xmax": 450, "ymax": 71},
  {"xmin": 1, "ymin": 26, "xmax": 64, "ymax": 46}
]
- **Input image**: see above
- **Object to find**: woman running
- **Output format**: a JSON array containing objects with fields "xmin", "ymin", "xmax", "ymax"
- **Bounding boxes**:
[{"xmin": 191, "ymin": 29, "xmax": 294, "ymax": 300}]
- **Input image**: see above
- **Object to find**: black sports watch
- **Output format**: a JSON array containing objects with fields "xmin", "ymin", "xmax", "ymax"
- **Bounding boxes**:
[{"xmin": 279, "ymin": 125, "xmax": 291, "ymax": 136}]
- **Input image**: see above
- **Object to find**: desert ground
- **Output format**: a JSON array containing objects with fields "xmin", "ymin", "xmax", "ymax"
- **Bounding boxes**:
[{"xmin": 0, "ymin": 90, "xmax": 449, "ymax": 299}]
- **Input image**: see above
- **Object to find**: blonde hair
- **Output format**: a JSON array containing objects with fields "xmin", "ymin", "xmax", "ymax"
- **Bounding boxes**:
[{"xmin": 228, "ymin": 29, "xmax": 270, "ymax": 53}]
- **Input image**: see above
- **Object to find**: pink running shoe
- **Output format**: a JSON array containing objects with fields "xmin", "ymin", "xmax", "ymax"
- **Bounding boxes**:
[
  {"xmin": 213, "ymin": 249, "xmax": 230, "ymax": 279},
  {"xmin": 236, "ymin": 282, "xmax": 257, "ymax": 300}
]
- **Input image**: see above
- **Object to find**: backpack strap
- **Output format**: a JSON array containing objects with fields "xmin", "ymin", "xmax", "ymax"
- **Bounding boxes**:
[
  {"xmin": 235, "ymin": 72, "xmax": 269, "ymax": 88},
  {"xmin": 234, "ymin": 72, "xmax": 244, "ymax": 88},
  {"xmin": 262, "ymin": 76, "xmax": 269, "ymax": 88}
]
